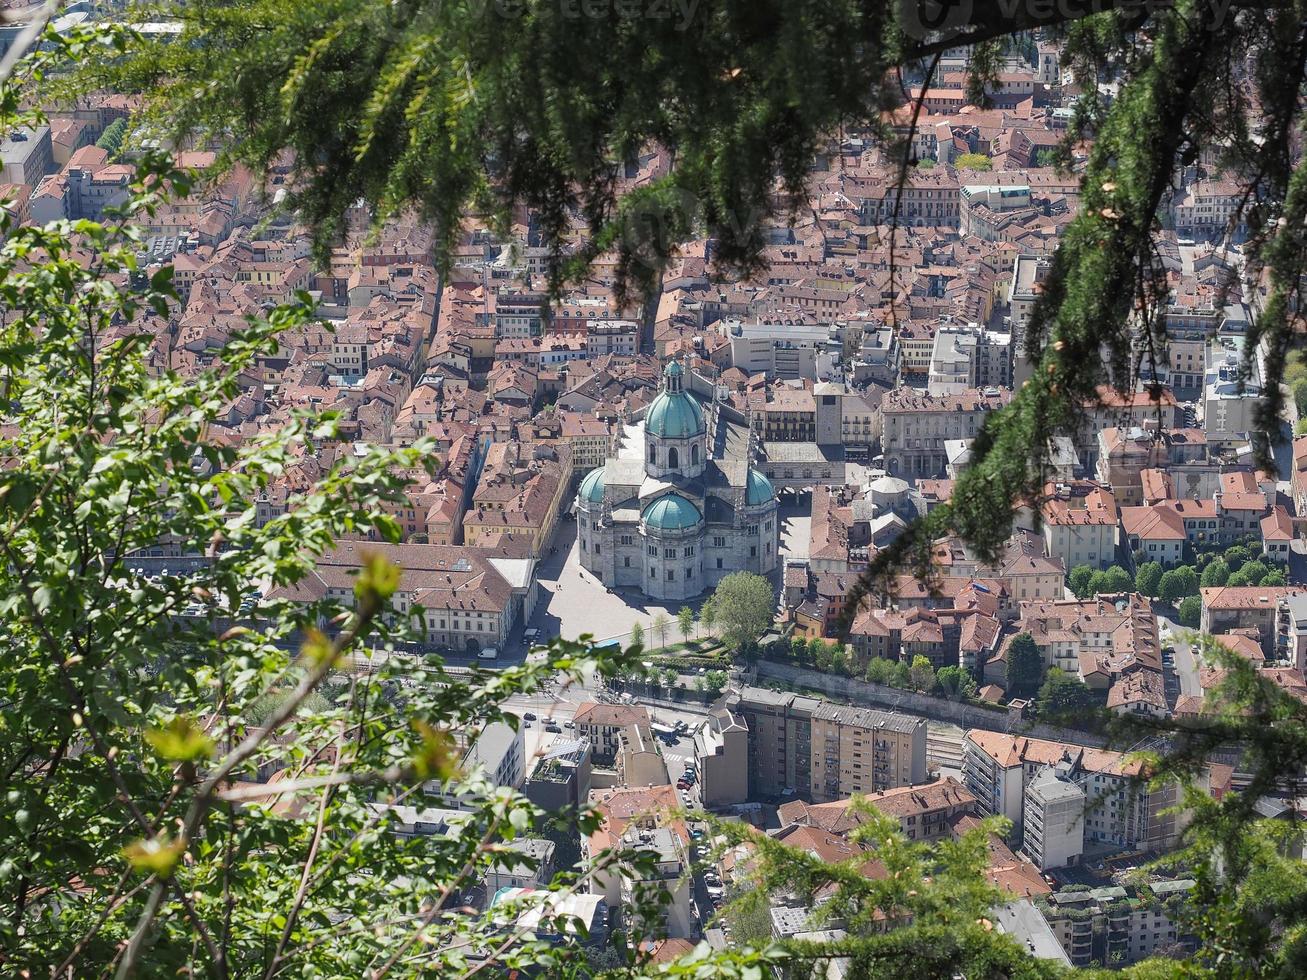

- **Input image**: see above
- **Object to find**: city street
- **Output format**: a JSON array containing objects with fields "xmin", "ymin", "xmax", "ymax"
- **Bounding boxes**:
[{"xmin": 1158, "ymin": 613, "xmax": 1202, "ymax": 698}]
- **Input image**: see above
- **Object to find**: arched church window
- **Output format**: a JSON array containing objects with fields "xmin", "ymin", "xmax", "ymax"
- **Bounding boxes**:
[
  {"xmin": 691, "ymin": 444, "xmax": 700, "ymax": 465},
  {"xmin": 668, "ymin": 447, "xmax": 679, "ymax": 469}
]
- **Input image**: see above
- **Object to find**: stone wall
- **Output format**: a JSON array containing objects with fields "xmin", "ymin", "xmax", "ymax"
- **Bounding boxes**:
[{"xmin": 753, "ymin": 660, "xmax": 1109, "ymax": 747}]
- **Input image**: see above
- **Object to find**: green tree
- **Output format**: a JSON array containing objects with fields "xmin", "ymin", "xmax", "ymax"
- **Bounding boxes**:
[
  {"xmin": 1034, "ymin": 146, "xmax": 1062, "ymax": 168},
  {"xmin": 1239, "ymin": 560, "xmax": 1269, "ymax": 586},
  {"xmin": 954, "ymin": 151, "xmax": 992, "ymax": 170},
  {"xmin": 830, "ymin": 647, "xmax": 849, "ymax": 677},
  {"xmin": 916, "ymin": 157, "xmax": 937, "ymax": 169},
  {"xmin": 1178, "ymin": 594, "xmax": 1203, "ymax": 628},
  {"xmin": 699, "ymin": 598, "xmax": 717, "ymax": 637},
  {"xmin": 1100, "ymin": 564, "xmax": 1133, "ymax": 594},
  {"xmin": 95, "ymin": 116, "xmax": 128, "ymax": 157},
  {"xmin": 937, "ymin": 666, "xmax": 978, "ymax": 700},
  {"xmin": 1225, "ymin": 544, "xmax": 1251, "ymax": 571},
  {"xmin": 652, "ymin": 611, "xmax": 671, "ymax": 648},
  {"xmin": 1069, "ymin": 564, "xmax": 1096, "ymax": 598},
  {"xmin": 1035, "ymin": 667, "xmax": 1098, "ymax": 724},
  {"xmin": 662, "ymin": 667, "xmax": 679, "ymax": 690},
  {"xmin": 677, "ymin": 604, "xmax": 696, "ymax": 644},
  {"xmin": 1227, "ymin": 568, "xmax": 1253, "ymax": 587},
  {"xmin": 1159, "ymin": 565, "xmax": 1200, "ymax": 603},
  {"xmin": 1201, "ymin": 558, "xmax": 1231, "ymax": 587},
  {"xmin": 0, "ymin": 171, "xmax": 651, "ymax": 976},
  {"xmin": 1134, "ymin": 561, "xmax": 1164, "ymax": 597},
  {"xmin": 865, "ymin": 657, "xmax": 895, "ymax": 685},
  {"xmin": 1294, "ymin": 377, "xmax": 1307, "ymax": 418},
  {"xmin": 708, "ymin": 571, "xmax": 775, "ymax": 653},
  {"xmin": 1295, "ymin": 417, "xmax": 1307, "ymax": 436},
  {"xmin": 1006, "ymin": 632, "xmax": 1044, "ymax": 697},
  {"xmin": 909, "ymin": 654, "xmax": 936, "ymax": 692},
  {"xmin": 705, "ymin": 669, "xmax": 728, "ymax": 697},
  {"xmin": 1263, "ymin": 568, "xmax": 1288, "ymax": 587},
  {"xmin": 629, "ymin": 620, "xmax": 644, "ymax": 650}
]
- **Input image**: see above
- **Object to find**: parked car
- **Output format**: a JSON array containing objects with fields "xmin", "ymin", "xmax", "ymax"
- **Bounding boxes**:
[
  {"xmin": 676, "ymin": 780, "xmax": 690, "ymax": 790},
  {"xmin": 523, "ymin": 712, "xmax": 537, "ymax": 721},
  {"xmin": 545, "ymin": 724, "xmax": 562, "ymax": 733}
]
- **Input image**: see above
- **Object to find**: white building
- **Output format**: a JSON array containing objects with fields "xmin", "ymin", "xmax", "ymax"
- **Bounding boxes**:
[
  {"xmin": 576, "ymin": 360, "xmax": 779, "ymax": 601},
  {"xmin": 1023, "ymin": 765, "xmax": 1086, "ymax": 871},
  {"xmin": 927, "ymin": 322, "xmax": 1012, "ymax": 394}
]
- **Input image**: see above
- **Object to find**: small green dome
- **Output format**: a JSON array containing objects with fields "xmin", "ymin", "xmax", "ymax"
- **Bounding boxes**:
[
  {"xmin": 745, "ymin": 469, "xmax": 776, "ymax": 506},
  {"xmin": 578, "ymin": 466, "xmax": 605, "ymax": 504},
  {"xmin": 646, "ymin": 390, "xmax": 704, "ymax": 439},
  {"xmin": 641, "ymin": 493, "xmax": 702, "ymax": 531}
]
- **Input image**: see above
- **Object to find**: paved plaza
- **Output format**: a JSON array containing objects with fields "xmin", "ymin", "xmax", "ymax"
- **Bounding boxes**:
[{"xmin": 525, "ymin": 493, "xmax": 814, "ymax": 648}]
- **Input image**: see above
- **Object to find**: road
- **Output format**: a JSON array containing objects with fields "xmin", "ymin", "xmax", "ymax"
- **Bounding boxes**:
[{"xmin": 1158, "ymin": 613, "xmax": 1201, "ymax": 698}]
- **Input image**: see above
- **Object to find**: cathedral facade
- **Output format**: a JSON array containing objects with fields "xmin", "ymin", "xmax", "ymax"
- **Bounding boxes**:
[{"xmin": 576, "ymin": 361, "xmax": 779, "ymax": 602}]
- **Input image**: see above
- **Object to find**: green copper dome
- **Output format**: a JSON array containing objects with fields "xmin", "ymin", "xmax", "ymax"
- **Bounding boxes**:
[
  {"xmin": 745, "ymin": 469, "xmax": 776, "ymax": 506},
  {"xmin": 641, "ymin": 493, "xmax": 702, "ymax": 531},
  {"xmin": 646, "ymin": 390, "xmax": 704, "ymax": 439},
  {"xmin": 578, "ymin": 466, "xmax": 605, "ymax": 504}
]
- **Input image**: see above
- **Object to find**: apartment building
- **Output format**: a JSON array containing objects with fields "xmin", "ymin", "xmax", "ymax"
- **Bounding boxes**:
[
  {"xmin": 1022, "ymin": 764, "xmax": 1086, "ymax": 871},
  {"xmin": 1040, "ymin": 481, "xmax": 1119, "ymax": 571},
  {"xmin": 1037, "ymin": 881, "xmax": 1196, "ymax": 967},
  {"xmin": 880, "ymin": 386, "xmax": 1012, "ymax": 478},
  {"xmin": 927, "ymin": 322, "xmax": 1013, "ymax": 394},
  {"xmin": 961, "ymin": 730, "xmax": 1183, "ymax": 852},
  {"xmin": 734, "ymin": 687, "xmax": 927, "ymax": 803},
  {"xmin": 572, "ymin": 702, "xmax": 653, "ymax": 762}
]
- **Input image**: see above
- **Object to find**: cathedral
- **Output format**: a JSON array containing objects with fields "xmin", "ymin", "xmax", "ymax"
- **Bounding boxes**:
[{"xmin": 576, "ymin": 360, "xmax": 780, "ymax": 601}]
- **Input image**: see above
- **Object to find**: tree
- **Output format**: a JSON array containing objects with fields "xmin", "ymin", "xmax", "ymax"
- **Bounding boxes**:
[
  {"xmin": 937, "ymin": 666, "xmax": 978, "ymax": 700},
  {"xmin": 1201, "ymin": 558, "xmax": 1231, "ymax": 588},
  {"xmin": 1068, "ymin": 564, "xmax": 1096, "ymax": 598},
  {"xmin": 629, "ymin": 621, "xmax": 644, "ymax": 650},
  {"xmin": 916, "ymin": 157, "xmax": 937, "ymax": 169},
  {"xmin": 677, "ymin": 605, "xmax": 695, "ymax": 644},
  {"xmin": 95, "ymin": 117, "xmax": 128, "ymax": 157},
  {"xmin": 708, "ymin": 571, "xmax": 775, "ymax": 653},
  {"xmin": 0, "ymin": 173, "xmax": 649, "ymax": 976},
  {"xmin": 1239, "ymin": 560, "xmax": 1269, "ymax": 586},
  {"xmin": 830, "ymin": 647, "xmax": 849, "ymax": 677},
  {"xmin": 1100, "ymin": 565, "xmax": 1133, "ymax": 594},
  {"xmin": 1134, "ymin": 561, "xmax": 1164, "ymax": 597},
  {"xmin": 954, "ymin": 151, "xmax": 992, "ymax": 171},
  {"xmin": 865, "ymin": 657, "xmax": 895, "ymax": 685},
  {"xmin": 1227, "ymin": 568, "xmax": 1253, "ymax": 587},
  {"xmin": 652, "ymin": 611, "xmax": 671, "ymax": 648},
  {"xmin": 1295, "ymin": 417, "xmax": 1307, "ymax": 435},
  {"xmin": 1033, "ymin": 146, "xmax": 1062, "ymax": 168},
  {"xmin": 1159, "ymin": 566, "xmax": 1199, "ymax": 604},
  {"xmin": 1225, "ymin": 544, "xmax": 1251, "ymax": 571},
  {"xmin": 1006, "ymin": 632, "xmax": 1044, "ymax": 697},
  {"xmin": 699, "ymin": 598, "xmax": 717, "ymax": 637},
  {"xmin": 704, "ymin": 669, "xmax": 728, "ymax": 697},
  {"xmin": 909, "ymin": 654, "xmax": 936, "ymax": 692},
  {"xmin": 1178, "ymin": 594, "xmax": 1202, "ymax": 628},
  {"xmin": 1263, "ymin": 568, "xmax": 1288, "ymax": 587},
  {"xmin": 1035, "ymin": 667, "xmax": 1098, "ymax": 724},
  {"xmin": 1294, "ymin": 377, "xmax": 1307, "ymax": 418},
  {"xmin": 62, "ymin": 5, "xmax": 1307, "ymax": 973}
]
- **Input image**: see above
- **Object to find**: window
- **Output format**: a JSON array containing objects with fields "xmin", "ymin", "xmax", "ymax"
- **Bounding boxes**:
[
  {"xmin": 620, "ymin": 534, "xmax": 633, "ymax": 545},
  {"xmin": 668, "ymin": 447, "xmax": 679, "ymax": 468},
  {"xmin": 716, "ymin": 558, "xmax": 723, "ymax": 569},
  {"xmin": 713, "ymin": 536, "xmax": 726, "ymax": 548},
  {"xmin": 685, "ymin": 566, "xmax": 694, "ymax": 578},
  {"xmin": 691, "ymin": 444, "xmax": 699, "ymax": 464},
  {"xmin": 624, "ymin": 556, "xmax": 631, "ymax": 567},
  {"xmin": 664, "ymin": 547, "xmax": 676, "ymax": 558},
  {"xmin": 650, "ymin": 567, "xmax": 655, "ymax": 578},
  {"xmin": 595, "ymin": 544, "xmax": 601, "ymax": 555},
  {"xmin": 648, "ymin": 444, "xmax": 656, "ymax": 463},
  {"xmin": 750, "ymin": 546, "xmax": 757, "ymax": 557},
  {"xmin": 667, "ymin": 569, "xmax": 675, "ymax": 581}
]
